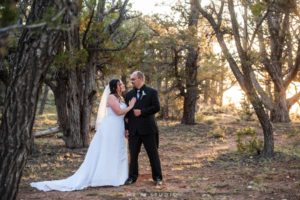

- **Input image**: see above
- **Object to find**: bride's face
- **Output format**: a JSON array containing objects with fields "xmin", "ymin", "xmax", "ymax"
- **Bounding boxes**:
[{"xmin": 117, "ymin": 81, "xmax": 125, "ymax": 93}]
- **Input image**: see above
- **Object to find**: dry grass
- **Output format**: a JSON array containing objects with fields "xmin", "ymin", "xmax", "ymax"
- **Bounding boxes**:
[{"xmin": 17, "ymin": 104, "xmax": 300, "ymax": 200}]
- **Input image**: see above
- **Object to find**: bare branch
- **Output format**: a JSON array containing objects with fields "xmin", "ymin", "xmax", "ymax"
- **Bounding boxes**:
[
  {"xmin": 250, "ymin": 71, "xmax": 273, "ymax": 110},
  {"xmin": 0, "ymin": 4, "xmax": 69, "ymax": 37},
  {"xmin": 228, "ymin": 0, "xmax": 245, "ymax": 59},
  {"xmin": 287, "ymin": 91, "xmax": 300, "ymax": 108},
  {"xmin": 0, "ymin": 22, "xmax": 47, "ymax": 37},
  {"xmin": 105, "ymin": 0, "xmax": 129, "ymax": 35},
  {"xmin": 247, "ymin": 8, "xmax": 270, "ymax": 51},
  {"xmin": 197, "ymin": 0, "xmax": 246, "ymax": 89},
  {"xmin": 82, "ymin": 8, "xmax": 95, "ymax": 49},
  {"xmin": 283, "ymin": 38, "xmax": 300, "ymax": 88},
  {"xmin": 90, "ymin": 22, "xmax": 140, "ymax": 52},
  {"xmin": 216, "ymin": 1, "xmax": 225, "ymax": 29}
]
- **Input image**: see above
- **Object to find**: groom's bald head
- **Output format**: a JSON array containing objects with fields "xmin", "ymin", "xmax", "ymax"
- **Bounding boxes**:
[{"xmin": 130, "ymin": 71, "xmax": 145, "ymax": 89}]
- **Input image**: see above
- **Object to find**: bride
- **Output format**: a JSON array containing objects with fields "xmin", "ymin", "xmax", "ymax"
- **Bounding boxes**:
[{"xmin": 30, "ymin": 79, "xmax": 136, "ymax": 191}]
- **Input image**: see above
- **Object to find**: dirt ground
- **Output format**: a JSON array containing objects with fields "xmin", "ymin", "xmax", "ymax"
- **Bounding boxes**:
[{"xmin": 17, "ymin": 114, "xmax": 300, "ymax": 200}]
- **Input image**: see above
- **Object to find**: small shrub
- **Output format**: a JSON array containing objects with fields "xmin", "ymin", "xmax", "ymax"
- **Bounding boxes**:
[
  {"xmin": 238, "ymin": 96, "xmax": 255, "ymax": 121},
  {"xmin": 204, "ymin": 119, "xmax": 215, "ymax": 125},
  {"xmin": 195, "ymin": 113, "xmax": 204, "ymax": 122},
  {"xmin": 236, "ymin": 127, "xmax": 263, "ymax": 155},
  {"xmin": 287, "ymin": 127, "xmax": 300, "ymax": 138},
  {"xmin": 209, "ymin": 126, "xmax": 226, "ymax": 139}
]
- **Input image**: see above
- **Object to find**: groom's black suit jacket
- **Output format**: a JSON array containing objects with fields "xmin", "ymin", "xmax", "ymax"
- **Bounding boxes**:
[{"xmin": 125, "ymin": 85, "xmax": 160, "ymax": 135}]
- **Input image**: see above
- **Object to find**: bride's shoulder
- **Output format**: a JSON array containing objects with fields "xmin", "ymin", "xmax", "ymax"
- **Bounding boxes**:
[
  {"xmin": 108, "ymin": 94, "xmax": 118, "ymax": 98},
  {"xmin": 107, "ymin": 95, "xmax": 119, "ymax": 107},
  {"xmin": 108, "ymin": 94, "xmax": 118, "ymax": 102}
]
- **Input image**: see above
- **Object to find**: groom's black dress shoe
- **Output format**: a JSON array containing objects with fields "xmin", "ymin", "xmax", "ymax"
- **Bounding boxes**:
[
  {"xmin": 125, "ymin": 178, "xmax": 136, "ymax": 185},
  {"xmin": 154, "ymin": 178, "xmax": 162, "ymax": 186}
]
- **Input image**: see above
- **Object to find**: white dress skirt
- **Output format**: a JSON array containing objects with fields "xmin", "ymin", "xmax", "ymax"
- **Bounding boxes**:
[{"xmin": 30, "ymin": 103, "xmax": 128, "ymax": 191}]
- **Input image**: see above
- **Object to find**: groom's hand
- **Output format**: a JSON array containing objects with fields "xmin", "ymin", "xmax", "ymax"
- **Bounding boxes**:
[
  {"xmin": 125, "ymin": 130, "xmax": 129, "ymax": 138},
  {"xmin": 133, "ymin": 109, "xmax": 141, "ymax": 117}
]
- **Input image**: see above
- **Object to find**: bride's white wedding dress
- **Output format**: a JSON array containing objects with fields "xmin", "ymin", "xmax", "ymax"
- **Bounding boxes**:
[{"xmin": 30, "ymin": 100, "xmax": 128, "ymax": 191}]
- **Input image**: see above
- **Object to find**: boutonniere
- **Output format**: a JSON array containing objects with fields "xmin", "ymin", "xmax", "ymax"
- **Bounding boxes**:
[{"xmin": 141, "ymin": 90, "xmax": 146, "ymax": 99}]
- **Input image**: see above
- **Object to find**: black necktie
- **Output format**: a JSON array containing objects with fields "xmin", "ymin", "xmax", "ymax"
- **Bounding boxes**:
[{"xmin": 137, "ymin": 90, "xmax": 141, "ymax": 100}]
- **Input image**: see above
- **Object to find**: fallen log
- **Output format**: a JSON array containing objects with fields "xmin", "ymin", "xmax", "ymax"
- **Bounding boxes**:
[{"xmin": 34, "ymin": 126, "xmax": 61, "ymax": 137}]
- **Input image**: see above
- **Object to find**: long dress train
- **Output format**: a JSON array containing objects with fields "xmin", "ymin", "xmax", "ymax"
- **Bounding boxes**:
[{"xmin": 30, "ymin": 103, "xmax": 128, "ymax": 191}]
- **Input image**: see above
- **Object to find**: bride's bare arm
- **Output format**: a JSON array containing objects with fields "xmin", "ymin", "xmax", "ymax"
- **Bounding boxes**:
[{"xmin": 108, "ymin": 95, "xmax": 136, "ymax": 116}]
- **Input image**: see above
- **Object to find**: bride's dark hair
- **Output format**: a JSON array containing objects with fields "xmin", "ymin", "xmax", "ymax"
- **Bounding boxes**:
[{"xmin": 109, "ymin": 79, "xmax": 120, "ymax": 95}]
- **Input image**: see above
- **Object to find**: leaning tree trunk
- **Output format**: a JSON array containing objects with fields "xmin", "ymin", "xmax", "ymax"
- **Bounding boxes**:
[
  {"xmin": 198, "ymin": 0, "xmax": 274, "ymax": 156},
  {"xmin": 242, "ymin": 63, "xmax": 274, "ymax": 156},
  {"xmin": 248, "ymin": 92, "xmax": 274, "ymax": 156},
  {"xmin": 181, "ymin": 0, "xmax": 200, "ymax": 125},
  {"xmin": 226, "ymin": 0, "xmax": 274, "ymax": 156},
  {"xmin": 0, "ymin": 0, "xmax": 71, "ymax": 198}
]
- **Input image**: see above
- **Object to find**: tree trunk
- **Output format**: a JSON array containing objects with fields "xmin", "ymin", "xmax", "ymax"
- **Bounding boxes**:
[
  {"xmin": 160, "ymin": 77, "xmax": 170, "ymax": 119},
  {"xmin": 210, "ymin": 81, "xmax": 217, "ymax": 105},
  {"xmin": 80, "ymin": 53, "xmax": 97, "ymax": 146},
  {"xmin": 266, "ymin": 5, "xmax": 291, "ymax": 122},
  {"xmin": 0, "ymin": 82, "xmax": 5, "ymax": 108},
  {"xmin": 54, "ymin": 69, "xmax": 83, "ymax": 148},
  {"xmin": 162, "ymin": 96, "xmax": 169, "ymax": 119},
  {"xmin": 229, "ymin": 0, "xmax": 274, "ymax": 156},
  {"xmin": 50, "ymin": 9, "xmax": 96, "ymax": 148},
  {"xmin": 53, "ymin": 53, "xmax": 96, "ymax": 148},
  {"xmin": 181, "ymin": 45, "xmax": 199, "ymax": 125},
  {"xmin": 249, "ymin": 93, "xmax": 274, "ymax": 156},
  {"xmin": 181, "ymin": 87, "xmax": 198, "ymax": 124},
  {"xmin": 198, "ymin": 0, "xmax": 274, "ymax": 156},
  {"xmin": 181, "ymin": 0, "xmax": 200, "ymax": 125},
  {"xmin": 202, "ymin": 80, "xmax": 210, "ymax": 104},
  {"xmin": 38, "ymin": 85, "xmax": 49, "ymax": 115},
  {"xmin": 0, "ymin": 0, "xmax": 69, "ymax": 198},
  {"xmin": 270, "ymin": 89, "xmax": 291, "ymax": 122},
  {"xmin": 217, "ymin": 73, "xmax": 225, "ymax": 106}
]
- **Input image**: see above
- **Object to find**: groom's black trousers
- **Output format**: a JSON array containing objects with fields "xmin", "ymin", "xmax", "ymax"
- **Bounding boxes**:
[{"xmin": 128, "ymin": 131, "xmax": 162, "ymax": 181}]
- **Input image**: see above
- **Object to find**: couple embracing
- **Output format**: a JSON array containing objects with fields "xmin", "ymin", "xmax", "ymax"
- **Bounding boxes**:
[{"xmin": 31, "ymin": 71, "xmax": 163, "ymax": 191}]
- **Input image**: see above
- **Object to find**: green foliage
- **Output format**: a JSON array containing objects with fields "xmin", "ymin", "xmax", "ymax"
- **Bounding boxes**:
[
  {"xmin": 250, "ymin": 2, "xmax": 266, "ymax": 16},
  {"xmin": 204, "ymin": 118, "xmax": 215, "ymax": 125},
  {"xmin": 0, "ymin": 2, "xmax": 17, "ymax": 27},
  {"xmin": 53, "ymin": 49, "xmax": 88, "ymax": 69},
  {"xmin": 99, "ymin": 18, "xmax": 151, "ymax": 76},
  {"xmin": 40, "ymin": 7, "xmax": 65, "ymax": 27},
  {"xmin": 287, "ymin": 127, "xmax": 300, "ymax": 138},
  {"xmin": 239, "ymin": 95, "xmax": 255, "ymax": 121},
  {"xmin": 236, "ymin": 127, "xmax": 263, "ymax": 155}
]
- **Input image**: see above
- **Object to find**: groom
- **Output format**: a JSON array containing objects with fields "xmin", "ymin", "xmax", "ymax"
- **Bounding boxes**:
[{"xmin": 124, "ymin": 71, "xmax": 163, "ymax": 186}]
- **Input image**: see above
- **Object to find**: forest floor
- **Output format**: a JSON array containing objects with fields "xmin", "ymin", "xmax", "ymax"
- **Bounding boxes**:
[{"xmin": 17, "ymin": 105, "xmax": 300, "ymax": 200}]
